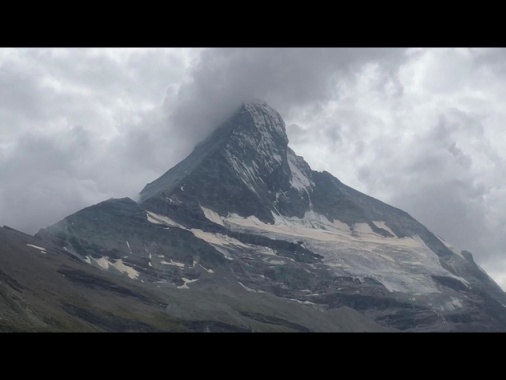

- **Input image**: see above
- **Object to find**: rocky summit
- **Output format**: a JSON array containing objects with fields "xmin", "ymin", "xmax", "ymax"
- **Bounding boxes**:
[{"xmin": 3, "ymin": 101, "xmax": 506, "ymax": 332}]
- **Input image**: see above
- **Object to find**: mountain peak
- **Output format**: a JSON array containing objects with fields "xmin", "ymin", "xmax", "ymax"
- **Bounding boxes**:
[
  {"xmin": 140, "ymin": 101, "xmax": 291, "ymax": 206},
  {"xmin": 243, "ymin": 98, "xmax": 268, "ymax": 106},
  {"xmin": 237, "ymin": 100, "xmax": 287, "ymax": 143},
  {"xmin": 224, "ymin": 100, "xmax": 288, "ymax": 172}
]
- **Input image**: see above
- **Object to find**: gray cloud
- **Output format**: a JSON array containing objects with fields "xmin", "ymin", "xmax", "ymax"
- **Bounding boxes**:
[
  {"xmin": 1, "ymin": 48, "xmax": 506, "ymax": 290},
  {"xmin": 0, "ymin": 48, "xmax": 189, "ymax": 232},
  {"xmin": 284, "ymin": 48, "xmax": 506, "ymax": 289},
  {"xmin": 0, "ymin": 47, "xmax": 407, "ymax": 233},
  {"xmin": 167, "ymin": 48, "xmax": 407, "ymax": 146}
]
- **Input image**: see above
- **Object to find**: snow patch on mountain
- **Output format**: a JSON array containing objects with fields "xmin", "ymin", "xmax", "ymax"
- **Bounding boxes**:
[
  {"xmin": 147, "ymin": 210, "xmax": 249, "ymax": 253},
  {"xmin": 201, "ymin": 206, "xmax": 225, "ymax": 226},
  {"xmin": 111, "ymin": 259, "xmax": 140, "ymax": 280},
  {"xmin": 353, "ymin": 223, "xmax": 376, "ymax": 236},
  {"xmin": 224, "ymin": 211, "xmax": 355, "ymax": 243},
  {"xmin": 372, "ymin": 221, "xmax": 396, "ymax": 237},
  {"xmin": 238, "ymin": 280, "xmax": 264, "ymax": 293},
  {"xmin": 26, "ymin": 244, "xmax": 46, "ymax": 253},
  {"xmin": 450, "ymin": 297, "xmax": 463, "ymax": 309},
  {"xmin": 146, "ymin": 211, "xmax": 185, "ymax": 228},
  {"xmin": 436, "ymin": 236, "xmax": 465, "ymax": 258},
  {"xmin": 287, "ymin": 149, "xmax": 313, "ymax": 192},
  {"xmin": 289, "ymin": 298, "xmax": 317, "ymax": 306},
  {"xmin": 190, "ymin": 229, "xmax": 249, "ymax": 248},
  {"xmin": 213, "ymin": 246, "xmax": 234, "ymax": 260},
  {"xmin": 161, "ymin": 259, "xmax": 185, "ymax": 268},
  {"xmin": 199, "ymin": 210, "xmax": 468, "ymax": 294},
  {"xmin": 257, "ymin": 246, "xmax": 277, "ymax": 256},
  {"xmin": 266, "ymin": 258, "xmax": 286, "ymax": 265},
  {"xmin": 87, "ymin": 256, "xmax": 139, "ymax": 280},
  {"xmin": 200, "ymin": 264, "xmax": 214, "ymax": 273},
  {"xmin": 178, "ymin": 277, "xmax": 198, "ymax": 289}
]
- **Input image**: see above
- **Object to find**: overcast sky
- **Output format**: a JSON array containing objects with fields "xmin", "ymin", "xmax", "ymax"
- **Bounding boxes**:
[{"xmin": 1, "ymin": 48, "xmax": 506, "ymax": 289}]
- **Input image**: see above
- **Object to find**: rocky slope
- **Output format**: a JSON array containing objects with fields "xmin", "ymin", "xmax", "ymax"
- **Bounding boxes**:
[{"xmin": 1, "ymin": 224, "xmax": 387, "ymax": 332}]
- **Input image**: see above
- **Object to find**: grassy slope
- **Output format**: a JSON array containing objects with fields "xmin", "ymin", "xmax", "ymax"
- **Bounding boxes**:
[{"xmin": 0, "ymin": 226, "xmax": 392, "ymax": 332}]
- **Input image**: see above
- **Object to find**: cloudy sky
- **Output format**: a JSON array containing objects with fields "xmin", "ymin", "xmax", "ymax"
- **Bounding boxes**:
[{"xmin": 1, "ymin": 48, "xmax": 506, "ymax": 289}]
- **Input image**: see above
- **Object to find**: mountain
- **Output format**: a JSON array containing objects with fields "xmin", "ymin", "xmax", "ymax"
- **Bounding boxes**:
[{"xmin": 11, "ymin": 100, "xmax": 506, "ymax": 331}]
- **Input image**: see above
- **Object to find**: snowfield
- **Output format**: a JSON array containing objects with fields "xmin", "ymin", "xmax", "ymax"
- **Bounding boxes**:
[{"xmin": 199, "ymin": 207, "xmax": 469, "ymax": 295}]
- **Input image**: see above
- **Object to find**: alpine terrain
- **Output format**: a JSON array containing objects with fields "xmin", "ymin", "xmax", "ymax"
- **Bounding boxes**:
[{"xmin": 2, "ymin": 100, "xmax": 506, "ymax": 332}]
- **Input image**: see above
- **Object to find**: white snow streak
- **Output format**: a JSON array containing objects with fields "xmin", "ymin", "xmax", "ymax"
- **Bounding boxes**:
[
  {"xmin": 199, "ymin": 264, "xmax": 214, "ymax": 273},
  {"xmin": 371, "ymin": 221, "xmax": 396, "ymax": 237},
  {"xmin": 177, "ymin": 277, "xmax": 198, "ymax": 289},
  {"xmin": 201, "ymin": 206, "xmax": 225, "ymax": 226},
  {"xmin": 190, "ymin": 228, "xmax": 248, "ymax": 248},
  {"xmin": 287, "ymin": 150, "xmax": 312, "ymax": 191},
  {"xmin": 146, "ymin": 211, "xmax": 184, "ymax": 228},
  {"xmin": 288, "ymin": 298, "xmax": 317, "ymax": 306},
  {"xmin": 88, "ymin": 256, "xmax": 139, "ymax": 280},
  {"xmin": 436, "ymin": 236, "xmax": 465, "ymax": 258},
  {"xmin": 238, "ymin": 281, "xmax": 264, "ymax": 293},
  {"xmin": 26, "ymin": 244, "xmax": 46, "ymax": 253},
  {"xmin": 160, "ymin": 259, "xmax": 185, "ymax": 268}
]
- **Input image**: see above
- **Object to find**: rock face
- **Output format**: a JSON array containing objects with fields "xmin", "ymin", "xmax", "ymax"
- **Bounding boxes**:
[{"xmin": 35, "ymin": 100, "xmax": 506, "ymax": 332}]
